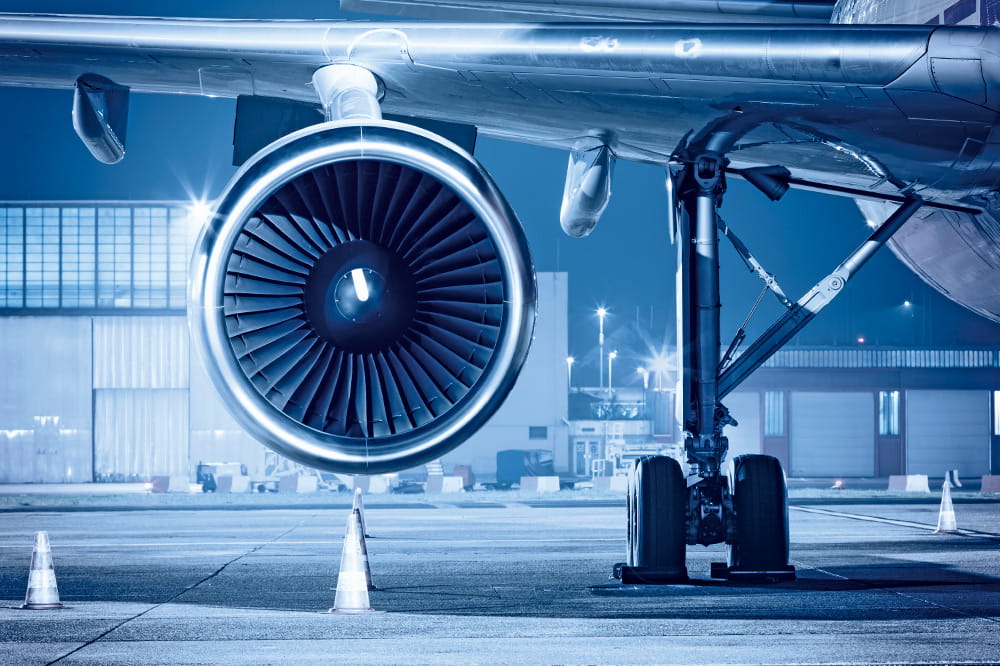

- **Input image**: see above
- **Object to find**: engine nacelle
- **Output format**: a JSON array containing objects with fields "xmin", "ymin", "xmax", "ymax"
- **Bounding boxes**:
[{"xmin": 191, "ymin": 121, "xmax": 536, "ymax": 474}]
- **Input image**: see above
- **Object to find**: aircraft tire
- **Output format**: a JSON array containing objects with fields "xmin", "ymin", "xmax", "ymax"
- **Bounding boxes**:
[
  {"xmin": 619, "ymin": 455, "xmax": 687, "ymax": 584},
  {"xmin": 728, "ymin": 454, "xmax": 796, "ymax": 581}
]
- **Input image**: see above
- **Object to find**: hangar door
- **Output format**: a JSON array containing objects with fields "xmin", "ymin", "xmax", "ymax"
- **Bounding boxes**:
[
  {"xmin": 790, "ymin": 392, "xmax": 874, "ymax": 476},
  {"xmin": 92, "ymin": 317, "xmax": 190, "ymax": 480},
  {"xmin": 725, "ymin": 392, "xmax": 761, "ymax": 462},
  {"xmin": 94, "ymin": 390, "xmax": 189, "ymax": 479},
  {"xmin": 906, "ymin": 390, "xmax": 990, "ymax": 476}
]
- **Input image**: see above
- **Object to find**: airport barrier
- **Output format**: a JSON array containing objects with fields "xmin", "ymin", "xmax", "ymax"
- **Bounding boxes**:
[
  {"xmin": 520, "ymin": 476, "xmax": 560, "ymax": 493},
  {"xmin": 887, "ymin": 475, "xmax": 930, "ymax": 492},
  {"xmin": 278, "ymin": 474, "xmax": 318, "ymax": 493},
  {"xmin": 981, "ymin": 475, "xmax": 1000, "ymax": 494},
  {"xmin": 425, "ymin": 476, "xmax": 464, "ymax": 493},
  {"xmin": 150, "ymin": 475, "xmax": 193, "ymax": 493},
  {"xmin": 353, "ymin": 475, "xmax": 394, "ymax": 494},
  {"xmin": 592, "ymin": 475, "xmax": 629, "ymax": 492},
  {"xmin": 215, "ymin": 474, "xmax": 250, "ymax": 493},
  {"xmin": 452, "ymin": 465, "xmax": 476, "ymax": 490}
]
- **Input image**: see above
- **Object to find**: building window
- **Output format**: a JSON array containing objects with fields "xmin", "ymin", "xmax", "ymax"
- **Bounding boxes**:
[
  {"xmin": 528, "ymin": 426, "xmax": 548, "ymax": 440},
  {"xmin": 0, "ymin": 204, "xmax": 191, "ymax": 312},
  {"xmin": 879, "ymin": 391, "xmax": 901, "ymax": 436},
  {"xmin": 764, "ymin": 391, "xmax": 785, "ymax": 436}
]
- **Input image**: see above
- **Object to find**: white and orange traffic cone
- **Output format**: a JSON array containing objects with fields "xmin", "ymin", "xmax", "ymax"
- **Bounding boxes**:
[
  {"xmin": 329, "ymin": 509, "xmax": 375, "ymax": 613},
  {"xmin": 352, "ymin": 487, "xmax": 371, "ymax": 539},
  {"xmin": 935, "ymin": 479, "xmax": 959, "ymax": 534},
  {"xmin": 22, "ymin": 531, "xmax": 63, "ymax": 610}
]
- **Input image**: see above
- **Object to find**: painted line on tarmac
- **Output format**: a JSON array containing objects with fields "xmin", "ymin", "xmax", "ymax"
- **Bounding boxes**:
[{"xmin": 791, "ymin": 505, "xmax": 1000, "ymax": 540}]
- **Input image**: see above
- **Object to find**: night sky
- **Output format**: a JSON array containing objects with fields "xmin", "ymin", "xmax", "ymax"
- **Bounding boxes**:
[{"xmin": 2, "ymin": 1, "xmax": 998, "ymax": 387}]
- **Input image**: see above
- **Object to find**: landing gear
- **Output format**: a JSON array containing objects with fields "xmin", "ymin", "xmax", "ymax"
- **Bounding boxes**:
[
  {"xmin": 724, "ymin": 454, "xmax": 795, "ymax": 582},
  {"xmin": 617, "ymin": 456, "xmax": 688, "ymax": 584},
  {"xmin": 613, "ymin": 127, "xmax": 924, "ymax": 585}
]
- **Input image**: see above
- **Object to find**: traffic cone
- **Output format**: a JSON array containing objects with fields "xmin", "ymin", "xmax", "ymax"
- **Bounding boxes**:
[
  {"xmin": 935, "ymin": 479, "xmax": 958, "ymax": 534},
  {"xmin": 328, "ymin": 509, "xmax": 375, "ymax": 613},
  {"xmin": 352, "ymin": 487, "xmax": 371, "ymax": 538},
  {"xmin": 22, "ymin": 531, "xmax": 63, "ymax": 609}
]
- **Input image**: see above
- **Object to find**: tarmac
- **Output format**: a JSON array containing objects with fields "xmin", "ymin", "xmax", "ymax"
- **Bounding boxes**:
[{"xmin": 0, "ymin": 488, "xmax": 998, "ymax": 665}]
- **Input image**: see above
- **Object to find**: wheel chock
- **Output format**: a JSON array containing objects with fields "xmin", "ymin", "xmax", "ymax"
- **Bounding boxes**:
[
  {"xmin": 613, "ymin": 562, "xmax": 689, "ymax": 585},
  {"xmin": 724, "ymin": 564, "xmax": 796, "ymax": 583}
]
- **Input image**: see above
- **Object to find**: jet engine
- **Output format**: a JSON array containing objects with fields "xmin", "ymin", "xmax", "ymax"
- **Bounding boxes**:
[{"xmin": 191, "ymin": 121, "xmax": 535, "ymax": 474}]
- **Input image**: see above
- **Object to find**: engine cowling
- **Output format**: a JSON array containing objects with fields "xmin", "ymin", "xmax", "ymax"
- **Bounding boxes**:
[{"xmin": 191, "ymin": 121, "xmax": 536, "ymax": 474}]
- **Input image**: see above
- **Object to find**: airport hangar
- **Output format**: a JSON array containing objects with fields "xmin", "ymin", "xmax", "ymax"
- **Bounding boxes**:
[{"xmin": 0, "ymin": 201, "xmax": 998, "ymax": 485}]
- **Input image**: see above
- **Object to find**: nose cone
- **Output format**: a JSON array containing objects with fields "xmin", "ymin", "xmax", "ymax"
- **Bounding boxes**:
[{"xmin": 335, "ymin": 267, "xmax": 386, "ymax": 322}]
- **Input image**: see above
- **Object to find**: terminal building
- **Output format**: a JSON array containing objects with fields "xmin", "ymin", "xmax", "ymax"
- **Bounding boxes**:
[{"xmin": 0, "ymin": 201, "xmax": 997, "ymax": 484}]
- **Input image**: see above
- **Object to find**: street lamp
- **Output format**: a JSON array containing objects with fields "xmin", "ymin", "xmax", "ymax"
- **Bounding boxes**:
[
  {"xmin": 596, "ymin": 307, "xmax": 608, "ymax": 389},
  {"xmin": 637, "ymin": 367, "xmax": 649, "ymax": 390},
  {"xmin": 607, "ymin": 350, "xmax": 617, "ymax": 395},
  {"xmin": 565, "ymin": 356, "xmax": 575, "ymax": 388},
  {"xmin": 637, "ymin": 367, "xmax": 649, "ymax": 410},
  {"xmin": 649, "ymin": 354, "xmax": 669, "ymax": 392}
]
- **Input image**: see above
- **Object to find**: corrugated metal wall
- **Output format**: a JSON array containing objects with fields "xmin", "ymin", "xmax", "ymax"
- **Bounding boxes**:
[
  {"xmin": 92, "ymin": 317, "xmax": 191, "ymax": 479},
  {"xmin": 906, "ymin": 390, "xmax": 991, "ymax": 476},
  {"xmin": 790, "ymin": 392, "xmax": 875, "ymax": 476},
  {"xmin": 94, "ymin": 389, "xmax": 189, "ymax": 479},
  {"xmin": 0, "ymin": 317, "xmax": 92, "ymax": 483},
  {"xmin": 93, "ymin": 317, "xmax": 188, "ymax": 389}
]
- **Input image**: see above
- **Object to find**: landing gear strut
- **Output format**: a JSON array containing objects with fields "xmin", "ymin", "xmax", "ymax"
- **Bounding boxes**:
[{"xmin": 616, "ymin": 132, "xmax": 923, "ymax": 584}]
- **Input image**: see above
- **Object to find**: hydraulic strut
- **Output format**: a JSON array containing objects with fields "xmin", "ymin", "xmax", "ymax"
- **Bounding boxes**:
[{"xmin": 674, "ymin": 148, "xmax": 734, "ymax": 546}]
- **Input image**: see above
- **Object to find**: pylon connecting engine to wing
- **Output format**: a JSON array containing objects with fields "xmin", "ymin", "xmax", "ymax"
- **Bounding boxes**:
[{"xmin": 191, "ymin": 66, "xmax": 535, "ymax": 474}]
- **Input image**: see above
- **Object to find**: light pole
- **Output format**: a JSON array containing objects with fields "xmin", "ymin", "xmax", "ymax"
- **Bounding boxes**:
[
  {"xmin": 650, "ymin": 354, "xmax": 669, "ymax": 392},
  {"xmin": 637, "ymin": 367, "xmax": 649, "ymax": 410},
  {"xmin": 607, "ymin": 350, "xmax": 617, "ymax": 395},
  {"xmin": 565, "ymin": 356, "xmax": 575, "ymax": 388},
  {"xmin": 596, "ymin": 307, "xmax": 607, "ymax": 389},
  {"xmin": 637, "ymin": 367, "xmax": 649, "ymax": 390}
]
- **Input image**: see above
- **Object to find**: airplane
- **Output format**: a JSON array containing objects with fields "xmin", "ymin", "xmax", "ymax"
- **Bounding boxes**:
[{"xmin": 0, "ymin": 0, "xmax": 997, "ymax": 584}]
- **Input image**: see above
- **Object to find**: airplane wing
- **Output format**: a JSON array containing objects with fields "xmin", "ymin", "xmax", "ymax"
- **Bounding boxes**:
[
  {"xmin": 339, "ymin": 0, "xmax": 835, "ymax": 23},
  {"xmin": 0, "ymin": 14, "xmax": 996, "ymax": 206}
]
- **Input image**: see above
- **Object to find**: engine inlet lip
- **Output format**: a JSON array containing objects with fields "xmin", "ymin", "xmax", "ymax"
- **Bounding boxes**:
[{"xmin": 190, "ymin": 120, "xmax": 535, "ymax": 474}]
